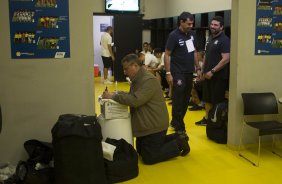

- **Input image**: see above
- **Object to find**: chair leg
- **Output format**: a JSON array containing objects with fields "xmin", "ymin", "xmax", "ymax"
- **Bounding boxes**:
[
  {"xmin": 272, "ymin": 135, "xmax": 275, "ymax": 151},
  {"xmin": 238, "ymin": 122, "xmax": 258, "ymax": 166},
  {"xmin": 257, "ymin": 136, "xmax": 261, "ymax": 166},
  {"xmin": 272, "ymin": 135, "xmax": 282, "ymax": 157}
]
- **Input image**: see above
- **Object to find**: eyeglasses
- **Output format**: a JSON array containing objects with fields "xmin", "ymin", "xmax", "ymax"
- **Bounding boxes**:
[{"xmin": 123, "ymin": 63, "xmax": 134, "ymax": 71}]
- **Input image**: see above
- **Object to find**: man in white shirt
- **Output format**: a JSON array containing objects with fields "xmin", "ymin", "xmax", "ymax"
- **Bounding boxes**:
[
  {"xmin": 152, "ymin": 49, "xmax": 172, "ymax": 99},
  {"xmin": 101, "ymin": 26, "xmax": 115, "ymax": 84},
  {"xmin": 140, "ymin": 42, "xmax": 151, "ymax": 55},
  {"xmin": 144, "ymin": 53, "xmax": 157, "ymax": 67},
  {"xmin": 146, "ymin": 48, "xmax": 163, "ymax": 73}
]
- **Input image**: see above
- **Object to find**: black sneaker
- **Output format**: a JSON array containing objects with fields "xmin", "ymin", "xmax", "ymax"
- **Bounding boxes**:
[
  {"xmin": 176, "ymin": 134, "xmax": 190, "ymax": 156},
  {"xmin": 195, "ymin": 117, "xmax": 208, "ymax": 126},
  {"xmin": 170, "ymin": 121, "xmax": 177, "ymax": 129},
  {"xmin": 189, "ymin": 104, "xmax": 205, "ymax": 111}
]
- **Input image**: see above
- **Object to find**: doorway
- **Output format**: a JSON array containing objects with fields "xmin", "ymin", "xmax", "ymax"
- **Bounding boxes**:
[
  {"xmin": 93, "ymin": 15, "xmax": 114, "ymax": 79},
  {"xmin": 93, "ymin": 13, "xmax": 142, "ymax": 82}
]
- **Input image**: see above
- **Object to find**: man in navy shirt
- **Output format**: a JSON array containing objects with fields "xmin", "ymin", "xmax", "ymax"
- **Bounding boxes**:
[
  {"xmin": 164, "ymin": 12, "xmax": 201, "ymax": 153},
  {"xmin": 195, "ymin": 16, "xmax": 230, "ymax": 126}
]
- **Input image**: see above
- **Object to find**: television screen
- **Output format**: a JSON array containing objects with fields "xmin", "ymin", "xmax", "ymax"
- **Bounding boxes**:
[{"xmin": 105, "ymin": 0, "xmax": 140, "ymax": 13}]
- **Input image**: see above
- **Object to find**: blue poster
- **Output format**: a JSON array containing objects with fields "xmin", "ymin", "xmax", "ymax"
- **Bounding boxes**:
[
  {"xmin": 255, "ymin": 0, "xmax": 282, "ymax": 55},
  {"xmin": 9, "ymin": 0, "xmax": 70, "ymax": 59}
]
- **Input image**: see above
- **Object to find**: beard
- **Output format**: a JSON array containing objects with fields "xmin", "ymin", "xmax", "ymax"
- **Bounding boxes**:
[{"xmin": 210, "ymin": 28, "xmax": 220, "ymax": 35}]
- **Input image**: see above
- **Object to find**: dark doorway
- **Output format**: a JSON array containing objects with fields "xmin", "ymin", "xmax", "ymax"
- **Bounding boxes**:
[{"xmin": 113, "ymin": 14, "xmax": 142, "ymax": 81}]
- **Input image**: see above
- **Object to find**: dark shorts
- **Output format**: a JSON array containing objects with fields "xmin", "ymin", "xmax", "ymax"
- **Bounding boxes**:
[
  {"xmin": 202, "ymin": 74, "xmax": 229, "ymax": 105},
  {"xmin": 101, "ymin": 56, "xmax": 112, "ymax": 68}
]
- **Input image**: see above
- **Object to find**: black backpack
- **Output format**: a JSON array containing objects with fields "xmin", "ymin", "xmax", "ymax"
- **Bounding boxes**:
[
  {"xmin": 24, "ymin": 140, "xmax": 53, "ymax": 166},
  {"xmin": 206, "ymin": 101, "xmax": 228, "ymax": 144},
  {"xmin": 208, "ymin": 101, "xmax": 228, "ymax": 128},
  {"xmin": 8, "ymin": 140, "xmax": 55, "ymax": 184}
]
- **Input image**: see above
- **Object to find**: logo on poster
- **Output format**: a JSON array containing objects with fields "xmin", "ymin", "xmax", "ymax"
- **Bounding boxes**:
[{"xmin": 55, "ymin": 52, "xmax": 65, "ymax": 58}]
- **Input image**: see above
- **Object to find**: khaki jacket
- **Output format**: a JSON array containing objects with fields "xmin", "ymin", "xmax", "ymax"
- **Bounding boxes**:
[{"xmin": 113, "ymin": 67, "xmax": 169, "ymax": 137}]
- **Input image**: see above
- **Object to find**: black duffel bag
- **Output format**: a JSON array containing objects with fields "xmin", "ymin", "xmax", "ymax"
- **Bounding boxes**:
[
  {"xmin": 104, "ymin": 138, "xmax": 139, "ymax": 183},
  {"xmin": 52, "ymin": 114, "xmax": 107, "ymax": 184}
]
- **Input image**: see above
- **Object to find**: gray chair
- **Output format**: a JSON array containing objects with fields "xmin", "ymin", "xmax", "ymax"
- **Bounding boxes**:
[{"xmin": 239, "ymin": 92, "xmax": 282, "ymax": 166}]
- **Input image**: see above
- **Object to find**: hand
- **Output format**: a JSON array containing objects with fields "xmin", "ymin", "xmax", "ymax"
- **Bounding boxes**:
[
  {"xmin": 196, "ymin": 70, "xmax": 202, "ymax": 80},
  {"xmin": 166, "ymin": 74, "xmax": 173, "ymax": 86},
  {"xmin": 111, "ymin": 55, "xmax": 115, "ymax": 61},
  {"xmin": 102, "ymin": 91, "xmax": 114, "ymax": 99},
  {"xmin": 204, "ymin": 71, "xmax": 213, "ymax": 80}
]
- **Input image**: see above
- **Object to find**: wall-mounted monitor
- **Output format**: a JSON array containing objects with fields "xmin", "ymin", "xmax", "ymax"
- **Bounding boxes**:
[{"xmin": 105, "ymin": 0, "xmax": 140, "ymax": 13}]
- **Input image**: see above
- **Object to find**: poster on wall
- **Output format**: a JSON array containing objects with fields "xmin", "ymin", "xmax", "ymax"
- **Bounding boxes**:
[
  {"xmin": 255, "ymin": 0, "xmax": 282, "ymax": 55},
  {"xmin": 9, "ymin": 0, "xmax": 70, "ymax": 59}
]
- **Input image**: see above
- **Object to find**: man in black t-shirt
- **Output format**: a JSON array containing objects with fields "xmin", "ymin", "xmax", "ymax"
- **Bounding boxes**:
[
  {"xmin": 195, "ymin": 16, "xmax": 230, "ymax": 126},
  {"xmin": 164, "ymin": 12, "xmax": 201, "ymax": 152}
]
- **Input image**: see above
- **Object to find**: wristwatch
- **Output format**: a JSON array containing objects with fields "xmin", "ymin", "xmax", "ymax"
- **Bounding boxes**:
[{"xmin": 211, "ymin": 69, "xmax": 216, "ymax": 74}]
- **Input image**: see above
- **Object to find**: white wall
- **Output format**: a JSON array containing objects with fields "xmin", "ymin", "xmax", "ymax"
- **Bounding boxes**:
[
  {"xmin": 142, "ymin": 30, "xmax": 151, "ymax": 46},
  {"xmin": 142, "ymin": 0, "xmax": 167, "ymax": 19},
  {"xmin": 0, "ymin": 0, "xmax": 104, "ymax": 163},
  {"xmin": 165, "ymin": 0, "xmax": 232, "ymax": 16}
]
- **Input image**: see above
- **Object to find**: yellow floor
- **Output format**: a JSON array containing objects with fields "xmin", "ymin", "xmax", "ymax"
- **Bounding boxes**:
[{"xmin": 94, "ymin": 77, "xmax": 282, "ymax": 184}]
